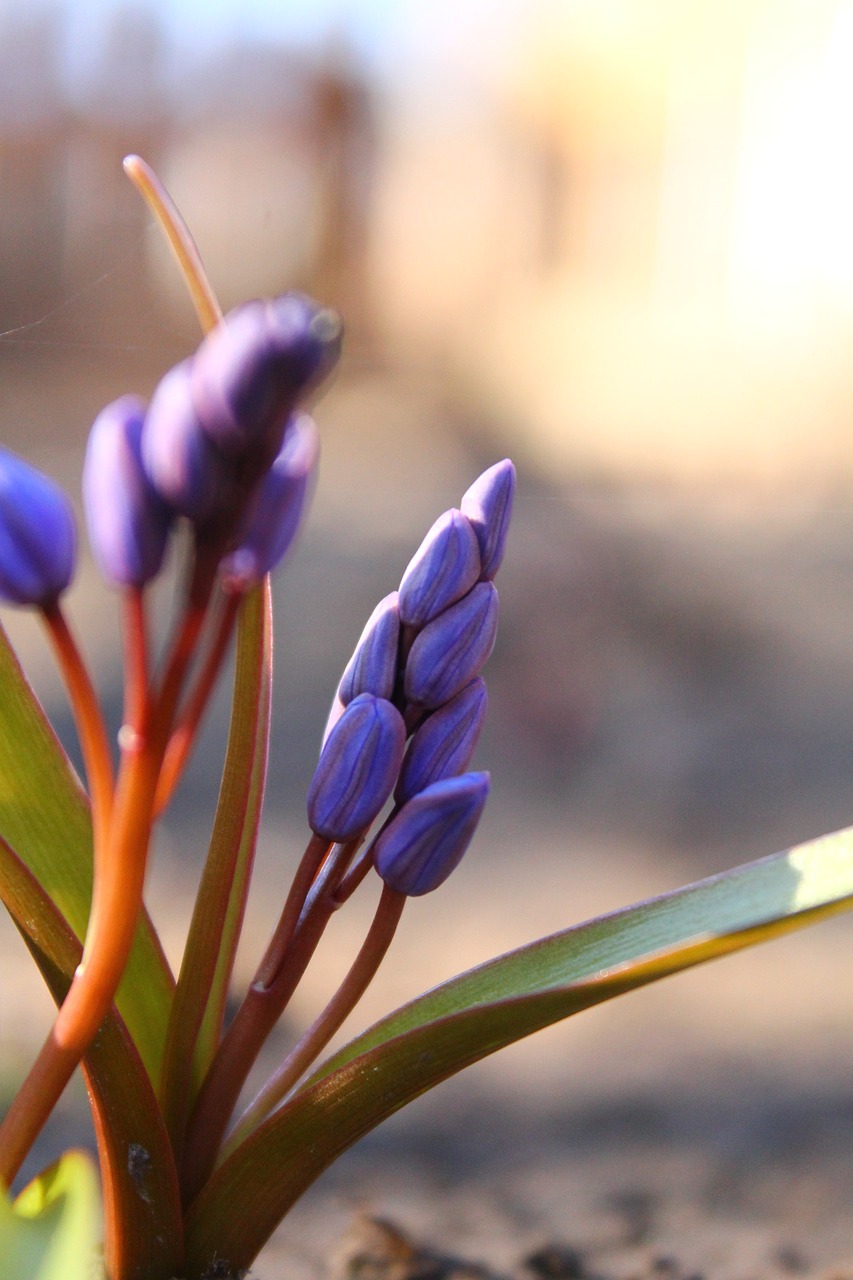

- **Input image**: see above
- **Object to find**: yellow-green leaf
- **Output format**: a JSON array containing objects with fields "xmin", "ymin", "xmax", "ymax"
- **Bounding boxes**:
[
  {"xmin": 0, "ymin": 620, "xmax": 173, "ymax": 1082},
  {"xmin": 0, "ymin": 1150, "xmax": 102, "ymax": 1280},
  {"xmin": 184, "ymin": 825, "xmax": 853, "ymax": 1276}
]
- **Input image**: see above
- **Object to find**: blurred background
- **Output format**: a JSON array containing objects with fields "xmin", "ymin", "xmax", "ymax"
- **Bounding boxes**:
[{"xmin": 2, "ymin": 1, "xmax": 853, "ymax": 1274}]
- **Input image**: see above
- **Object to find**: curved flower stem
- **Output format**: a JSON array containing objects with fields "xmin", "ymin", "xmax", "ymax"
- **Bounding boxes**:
[
  {"xmin": 40, "ymin": 602, "xmax": 114, "ymax": 866},
  {"xmin": 0, "ymin": 724, "xmax": 163, "ymax": 1187},
  {"xmin": 153, "ymin": 592, "xmax": 242, "ymax": 817},
  {"xmin": 120, "ymin": 585, "xmax": 150, "ymax": 741},
  {"xmin": 222, "ymin": 885, "xmax": 405, "ymax": 1160},
  {"xmin": 0, "ymin": 570, "xmax": 220, "ymax": 1186},
  {"xmin": 123, "ymin": 155, "xmax": 222, "ymax": 337},
  {"xmin": 178, "ymin": 832, "xmax": 334, "ymax": 1199},
  {"xmin": 181, "ymin": 879, "xmax": 335, "ymax": 1205},
  {"xmin": 254, "ymin": 833, "xmax": 334, "ymax": 988}
]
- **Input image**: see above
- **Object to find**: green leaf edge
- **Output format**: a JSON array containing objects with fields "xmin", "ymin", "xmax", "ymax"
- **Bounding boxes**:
[
  {"xmin": 0, "ymin": 619, "xmax": 174, "ymax": 1083},
  {"xmin": 0, "ymin": 832, "xmax": 184, "ymax": 1280},
  {"xmin": 0, "ymin": 1149, "xmax": 102, "ymax": 1280},
  {"xmin": 159, "ymin": 581, "xmax": 272, "ymax": 1146},
  {"xmin": 184, "ymin": 825, "xmax": 853, "ymax": 1276}
]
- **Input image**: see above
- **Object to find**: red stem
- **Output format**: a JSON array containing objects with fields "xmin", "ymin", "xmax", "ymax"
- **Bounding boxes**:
[{"xmin": 222, "ymin": 885, "xmax": 405, "ymax": 1158}]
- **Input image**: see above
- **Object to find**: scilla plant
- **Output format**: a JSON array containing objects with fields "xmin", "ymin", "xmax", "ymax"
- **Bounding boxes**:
[{"xmin": 1, "ymin": 158, "xmax": 852, "ymax": 1280}]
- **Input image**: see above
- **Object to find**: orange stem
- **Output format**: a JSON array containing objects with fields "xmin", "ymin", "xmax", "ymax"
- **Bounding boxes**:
[
  {"xmin": 154, "ymin": 592, "xmax": 241, "ymax": 816},
  {"xmin": 40, "ymin": 603, "xmax": 114, "ymax": 868}
]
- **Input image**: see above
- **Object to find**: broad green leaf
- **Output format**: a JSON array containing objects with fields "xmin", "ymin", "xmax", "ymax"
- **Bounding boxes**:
[
  {"xmin": 184, "ymin": 826, "xmax": 853, "ymax": 1277},
  {"xmin": 159, "ymin": 581, "xmax": 272, "ymax": 1151},
  {"xmin": 0, "ymin": 619, "xmax": 174, "ymax": 1082},
  {"xmin": 0, "ymin": 1150, "xmax": 101, "ymax": 1280},
  {"xmin": 0, "ymin": 834, "xmax": 184, "ymax": 1280}
]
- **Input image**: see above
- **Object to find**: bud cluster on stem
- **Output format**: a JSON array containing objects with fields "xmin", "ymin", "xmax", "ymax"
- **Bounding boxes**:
[{"xmin": 0, "ymin": 157, "xmax": 516, "ymax": 1279}]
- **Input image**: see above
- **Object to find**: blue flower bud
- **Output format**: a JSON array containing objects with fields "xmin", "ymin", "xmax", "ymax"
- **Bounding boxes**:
[
  {"xmin": 338, "ymin": 591, "xmax": 401, "ymax": 705},
  {"xmin": 395, "ymin": 677, "xmax": 487, "ymax": 804},
  {"xmin": 404, "ymin": 581, "xmax": 498, "ymax": 709},
  {"xmin": 83, "ymin": 395, "xmax": 174, "ymax": 587},
  {"xmin": 0, "ymin": 448, "xmax": 76, "ymax": 606},
  {"xmin": 460, "ymin": 459, "xmax": 515, "ymax": 581},
  {"xmin": 219, "ymin": 414, "xmax": 318, "ymax": 591},
  {"xmin": 374, "ymin": 771, "xmax": 489, "ymax": 896},
  {"xmin": 192, "ymin": 294, "xmax": 342, "ymax": 458},
  {"xmin": 398, "ymin": 508, "xmax": 481, "ymax": 628},
  {"xmin": 141, "ymin": 360, "xmax": 234, "ymax": 522},
  {"xmin": 307, "ymin": 693, "xmax": 406, "ymax": 842}
]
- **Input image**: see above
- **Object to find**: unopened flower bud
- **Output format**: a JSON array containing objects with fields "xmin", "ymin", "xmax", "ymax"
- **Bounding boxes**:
[
  {"xmin": 338, "ymin": 592, "xmax": 401, "ymax": 705},
  {"xmin": 0, "ymin": 449, "xmax": 76, "ymax": 606},
  {"xmin": 83, "ymin": 395, "xmax": 174, "ymax": 587},
  {"xmin": 460, "ymin": 459, "xmax": 515, "ymax": 581},
  {"xmin": 404, "ymin": 581, "xmax": 498, "ymax": 710},
  {"xmin": 307, "ymin": 693, "xmax": 406, "ymax": 843},
  {"xmin": 395, "ymin": 677, "xmax": 487, "ymax": 804},
  {"xmin": 192, "ymin": 294, "xmax": 342, "ymax": 458},
  {"xmin": 398, "ymin": 508, "xmax": 481, "ymax": 628},
  {"xmin": 141, "ymin": 360, "xmax": 234, "ymax": 522},
  {"xmin": 374, "ymin": 771, "xmax": 489, "ymax": 896},
  {"xmin": 219, "ymin": 414, "xmax": 318, "ymax": 591}
]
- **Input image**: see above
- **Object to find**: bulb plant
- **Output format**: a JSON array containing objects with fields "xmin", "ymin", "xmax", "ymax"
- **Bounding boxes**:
[{"xmin": 0, "ymin": 158, "xmax": 852, "ymax": 1280}]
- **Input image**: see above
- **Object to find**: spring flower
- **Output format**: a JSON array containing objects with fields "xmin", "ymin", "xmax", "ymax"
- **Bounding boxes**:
[
  {"xmin": 337, "ymin": 592, "xmax": 401, "ymax": 705},
  {"xmin": 191, "ymin": 294, "xmax": 342, "ymax": 458},
  {"xmin": 307, "ymin": 693, "xmax": 406, "ymax": 842},
  {"xmin": 374, "ymin": 772, "xmax": 490, "ymax": 896},
  {"xmin": 395, "ymin": 677, "xmax": 488, "ymax": 804},
  {"xmin": 0, "ymin": 448, "xmax": 76, "ymax": 606},
  {"xmin": 219, "ymin": 413, "xmax": 319, "ymax": 591},
  {"xmin": 83, "ymin": 395, "xmax": 174, "ymax": 587},
  {"xmin": 141, "ymin": 359, "xmax": 234, "ymax": 523},
  {"xmin": 398, "ymin": 509, "xmax": 481, "ymax": 628},
  {"xmin": 460, "ymin": 459, "xmax": 516, "ymax": 581},
  {"xmin": 404, "ymin": 581, "xmax": 499, "ymax": 709}
]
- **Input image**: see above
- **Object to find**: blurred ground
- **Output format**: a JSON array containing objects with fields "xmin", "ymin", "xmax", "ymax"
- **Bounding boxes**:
[{"xmin": 1, "ymin": 338, "xmax": 853, "ymax": 1277}]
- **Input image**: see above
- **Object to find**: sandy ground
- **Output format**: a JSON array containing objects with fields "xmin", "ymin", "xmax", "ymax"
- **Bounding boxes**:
[{"xmin": 1, "ymin": 355, "xmax": 853, "ymax": 1277}]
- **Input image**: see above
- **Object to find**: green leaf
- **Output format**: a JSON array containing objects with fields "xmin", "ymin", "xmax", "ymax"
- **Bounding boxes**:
[
  {"xmin": 0, "ymin": 1150, "xmax": 102, "ymax": 1280},
  {"xmin": 0, "ymin": 619, "xmax": 174, "ymax": 1083},
  {"xmin": 0, "ymin": 834, "xmax": 184, "ymax": 1280},
  {"xmin": 184, "ymin": 826, "xmax": 853, "ymax": 1277},
  {"xmin": 159, "ymin": 581, "xmax": 272, "ymax": 1151}
]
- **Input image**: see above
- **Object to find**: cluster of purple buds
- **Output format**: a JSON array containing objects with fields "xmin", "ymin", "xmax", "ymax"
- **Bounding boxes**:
[
  {"xmin": 84, "ymin": 293, "xmax": 340, "ymax": 591},
  {"xmin": 0, "ymin": 294, "xmax": 340, "ymax": 608},
  {"xmin": 307, "ymin": 460, "xmax": 515, "ymax": 896}
]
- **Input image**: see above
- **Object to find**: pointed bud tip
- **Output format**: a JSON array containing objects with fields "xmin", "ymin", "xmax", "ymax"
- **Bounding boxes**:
[
  {"xmin": 460, "ymin": 459, "xmax": 516, "ymax": 580},
  {"xmin": 398, "ymin": 508, "xmax": 482, "ymax": 628}
]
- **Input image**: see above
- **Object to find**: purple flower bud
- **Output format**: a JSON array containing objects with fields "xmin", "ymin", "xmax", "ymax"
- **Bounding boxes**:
[
  {"xmin": 395, "ymin": 677, "xmax": 487, "ymax": 804},
  {"xmin": 321, "ymin": 692, "xmax": 346, "ymax": 750},
  {"xmin": 460, "ymin": 459, "xmax": 515, "ymax": 580},
  {"xmin": 338, "ymin": 592, "xmax": 401, "ymax": 705},
  {"xmin": 398, "ymin": 508, "xmax": 481, "ymax": 628},
  {"xmin": 307, "ymin": 693, "xmax": 406, "ymax": 843},
  {"xmin": 0, "ymin": 449, "xmax": 76, "ymax": 606},
  {"xmin": 83, "ymin": 396, "xmax": 174, "ymax": 587},
  {"xmin": 374, "ymin": 771, "xmax": 489, "ymax": 896},
  {"xmin": 192, "ymin": 294, "xmax": 342, "ymax": 458},
  {"xmin": 141, "ymin": 360, "xmax": 234, "ymax": 522},
  {"xmin": 404, "ymin": 581, "xmax": 498, "ymax": 710},
  {"xmin": 219, "ymin": 414, "xmax": 318, "ymax": 591}
]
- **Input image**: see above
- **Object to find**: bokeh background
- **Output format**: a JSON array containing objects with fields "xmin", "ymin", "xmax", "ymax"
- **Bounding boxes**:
[{"xmin": 2, "ymin": 2, "xmax": 853, "ymax": 1275}]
